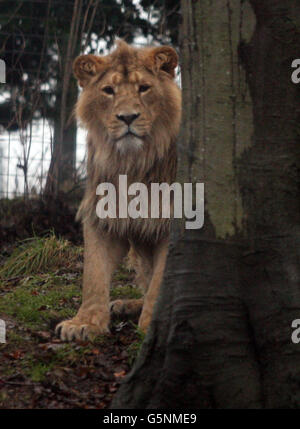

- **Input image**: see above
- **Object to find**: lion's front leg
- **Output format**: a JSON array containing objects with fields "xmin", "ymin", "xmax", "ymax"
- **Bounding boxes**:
[{"xmin": 56, "ymin": 222, "xmax": 128, "ymax": 341}]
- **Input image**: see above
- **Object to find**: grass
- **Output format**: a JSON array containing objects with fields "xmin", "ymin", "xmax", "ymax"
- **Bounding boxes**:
[
  {"xmin": 113, "ymin": 265, "xmax": 133, "ymax": 282},
  {"xmin": 0, "ymin": 249, "xmax": 140, "ymax": 330},
  {"xmin": 0, "ymin": 327, "xmax": 108, "ymax": 383},
  {"xmin": 28, "ymin": 362, "xmax": 50, "ymax": 382},
  {"xmin": 0, "ymin": 233, "xmax": 83, "ymax": 329},
  {"xmin": 0, "ymin": 232, "xmax": 83, "ymax": 279},
  {"xmin": 110, "ymin": 283, "xmax": 142, "ymax": 300},
  {"xmin": 0, "ymin": 233, "xmax": 141, "ymax": 329},
  {"xmin": 111, "ymin": 262, "xmax": 142, "ymax": 300},
  {"xmin": 0, "ymin": 232, "xmax": 146, "ymax": 400},
  {"xmin": 0, "ymin": 273, "xmax": 81, "ymax": 329},
  {"xmin": 20, "ymin": 342, "xmax": 104, "ymax": 382}
]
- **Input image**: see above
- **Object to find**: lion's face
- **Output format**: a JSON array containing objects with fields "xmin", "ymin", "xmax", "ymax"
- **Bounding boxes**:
[
  {"xmin": 88, "ymin": 68, "xmax": 162, "ymax": 152},
  {"xmin": 73, "ymin": 41, "xmax": 181, "ymax": 155}
]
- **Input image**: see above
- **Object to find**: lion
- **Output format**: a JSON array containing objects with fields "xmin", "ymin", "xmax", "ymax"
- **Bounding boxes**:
[{"xmin": 55, "ymin": 40, "xmax": 181, "ymax": 341}]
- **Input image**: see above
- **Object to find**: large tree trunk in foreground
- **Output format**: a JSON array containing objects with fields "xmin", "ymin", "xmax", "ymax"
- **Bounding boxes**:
[{"xmin": 112, "ymin": 0, "xmax": 300, "ymax": 408}]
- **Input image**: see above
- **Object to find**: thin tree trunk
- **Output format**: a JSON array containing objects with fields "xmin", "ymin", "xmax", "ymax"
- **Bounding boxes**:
[
  {"xmin": 45, "ymin": 73, "xmax": 78, "ymax": 196},
  {"xmin": 45, "ymin": 0, "xmax": 83, "ymax": 195},
  {"xmin": 112, "ymin": 0, "xmax": 300, "ymax": 409}
]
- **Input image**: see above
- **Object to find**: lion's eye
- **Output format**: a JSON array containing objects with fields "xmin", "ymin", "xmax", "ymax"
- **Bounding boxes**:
[
  {"xmin": 139, "ymin": 85, "xmax": 151, "ymax": 93},
  {"xmin": 102, "ymin": 86, "xmax": 114, "ymax": 95}
]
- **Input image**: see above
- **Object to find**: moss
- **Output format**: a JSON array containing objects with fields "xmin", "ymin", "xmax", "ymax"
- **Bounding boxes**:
[
  {"xmin": 5, "ymin": 331, "xmax": 24, "ymax": 345},
  {"xmin": 0, "ymin": 391, "xmax": 9, "ymax": 404},
  {"xmin": 111, "ymin": 262, "xmax": 141, "ymax": 300},
  {"xmin": 0, "ymin": 273, "xmax": 81, "ymax": 329},
  {"xmin": 28, "ymin": 362, "xmax": 51, "ymax": 382},
  {"xmin": 19, "ymin": 341, "xmax": 106, "ymax": 382},
  {"xmin": 110, "ymin": 284, "xmax": 142, "ymax": 300},
  {"xmin": 113, "ymin": 264, "xmax": 132, "ymax": 282},
  {"xmin": 126, "ymin": 324, "xmax": 145, "ymax": 366}
]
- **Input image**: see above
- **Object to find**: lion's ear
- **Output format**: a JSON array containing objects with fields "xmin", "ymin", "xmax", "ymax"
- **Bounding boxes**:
[
  {"xmin": 73, "ymin": 54, "xmax": 107, "ymax": 87},
  {"xmin": 146, "ymin": 46, "xmax": 178, "ymax": 78}
]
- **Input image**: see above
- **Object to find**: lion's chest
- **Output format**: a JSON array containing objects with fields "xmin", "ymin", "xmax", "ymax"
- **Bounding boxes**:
[{"xmin": 95, "ymin": 179, "xmax": 171, "ymax": 242}]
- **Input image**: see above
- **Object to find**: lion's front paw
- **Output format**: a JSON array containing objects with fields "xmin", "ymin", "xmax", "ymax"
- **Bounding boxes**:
[{"xmin": 55, "ymin": 317, "xmax": 109, "ymax": 341}]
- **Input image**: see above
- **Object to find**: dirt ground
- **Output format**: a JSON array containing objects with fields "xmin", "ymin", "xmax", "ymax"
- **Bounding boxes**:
[{"xmin": 0, "ymin": 234, "xmax": 143, "ymax": 409}]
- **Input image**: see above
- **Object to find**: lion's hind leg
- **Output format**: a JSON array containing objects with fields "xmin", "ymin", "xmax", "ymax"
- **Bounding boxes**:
[
  {"xmin": 110, "ymin": 298, "xmax": 144, "ymax": 319},
  {"xmin": 138, "ymin": 239, "xmax": 168, "ymax": 332},
  {"xmin": 110, "ymin": 245, "xmax": 153, "ymax": 320}
]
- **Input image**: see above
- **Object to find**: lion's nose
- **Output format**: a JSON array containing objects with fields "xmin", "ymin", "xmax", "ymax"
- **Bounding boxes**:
[{"xmin": 116, "ymin": 113, "xmax": 140, "ymax": 125}]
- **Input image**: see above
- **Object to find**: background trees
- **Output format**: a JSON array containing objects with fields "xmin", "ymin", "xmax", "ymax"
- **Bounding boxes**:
[
  {"xmin": 112, "ymin": 0, "xmax": 300, "ymax": 408},
  {"xmin": 0, "ymin": 0, "xmax": 152, "ymax": 195}
]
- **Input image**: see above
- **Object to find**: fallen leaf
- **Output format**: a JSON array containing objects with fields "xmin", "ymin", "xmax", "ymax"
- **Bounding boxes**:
[
  {"xmin": 38, "ymin": 342, "xmax": 65, "ymax": 352},
  {"xmin": 114, "ymin": 370, "xmax": 126, "ymax": 379},
  {"xmin": 8, "ymin": 350, "xmax": 24, "ymax": 360},
  {"xmin": 34, "ymin": 331, "xmax": 51, "ymax": 341}
]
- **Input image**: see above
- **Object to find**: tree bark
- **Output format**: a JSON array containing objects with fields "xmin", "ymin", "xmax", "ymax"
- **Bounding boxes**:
[
  {"xmin": 45, "ymin": 0, "xmax": 83, "ymax": 196},
  {"xmin": 112, "ymin": 0, "xmax": 300, "ymax": 408},
  {"xmin": 45, "ymin": 73, "xmax": 78, "ymax": 196}
]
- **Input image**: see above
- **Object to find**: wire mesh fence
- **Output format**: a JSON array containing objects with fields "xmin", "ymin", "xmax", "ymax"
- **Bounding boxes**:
[
  {"xmin": 0, "ymin": 0, "xmax": 180, "ymax": 199},
  {"xmin": 0, "ymin": 117, "xmax": 87, "ymax": 198}
]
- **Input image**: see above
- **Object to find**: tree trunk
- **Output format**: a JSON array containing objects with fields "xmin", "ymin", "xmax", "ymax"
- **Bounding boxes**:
[
  {"xmin": 45, "ymin": 72, "xmax": 78, "ymax": 196},
  {"xmin": 45, "ymin": 0, "xmax": 83, "ymax": 196},
  {"xmin": 112, "ymin": 0, "xmax": 300, "ymax": 409}
]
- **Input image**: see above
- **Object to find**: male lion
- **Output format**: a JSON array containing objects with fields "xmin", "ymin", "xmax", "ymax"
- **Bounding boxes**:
[{"xmin": 56, "ymin": 40, "xmax": 181, "ymax": 341}]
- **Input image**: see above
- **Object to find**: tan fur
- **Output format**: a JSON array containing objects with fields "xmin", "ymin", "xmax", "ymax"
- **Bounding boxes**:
[{"xmin": 56, "ymin": 41, "xmax": 181, "ymax": 341}]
